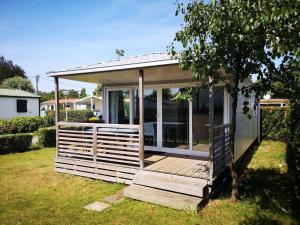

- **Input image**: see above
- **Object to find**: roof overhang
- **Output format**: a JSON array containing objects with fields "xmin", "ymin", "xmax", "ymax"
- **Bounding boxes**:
[{"xmin": 48, "ymin": 63, "xmax": 195, "ymax": 85}]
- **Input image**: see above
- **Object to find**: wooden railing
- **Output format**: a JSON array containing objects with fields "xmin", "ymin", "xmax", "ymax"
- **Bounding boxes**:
[
  {"xmin": 56, "ymin": 122, "xmax": 141, "ymax": 168},
  {"xmin": 213, "ymin": 123, "xmax": 231, "ymax": 177}
]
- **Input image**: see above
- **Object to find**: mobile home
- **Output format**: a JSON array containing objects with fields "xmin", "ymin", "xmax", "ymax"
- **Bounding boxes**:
[{"xmin": 48, "ymin": 53, "xmax": 259, "ymax": 210}]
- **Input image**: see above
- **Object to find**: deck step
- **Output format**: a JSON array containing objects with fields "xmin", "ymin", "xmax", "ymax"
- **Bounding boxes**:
[
  {"xmin": 133, "ymin": 170, "xmax": 208, "ymax": 197},
  {"xmin": 123, "ymin": 184, "xmax": 203, "ymax": 210}
]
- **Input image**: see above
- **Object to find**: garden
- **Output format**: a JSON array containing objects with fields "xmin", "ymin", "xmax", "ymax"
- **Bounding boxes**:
[
  {"xmin": 0, "ymin": 107, "xmax": 299, "ymax": 224},
  {"xmin": 0, "ymin": 109, "xmax": 95, "ymax": 154}
]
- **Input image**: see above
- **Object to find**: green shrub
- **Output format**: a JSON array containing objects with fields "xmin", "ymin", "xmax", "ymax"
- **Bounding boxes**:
[
  {"xmin": 0, "ymin": 133, "xmax": 33, "ymax": 154},
  {"xmin": 0, "ymin": 116, "xmax": 54, "ymax": 134},
  {"xmin": 36, "ymin": 127, "xmax": 56, "ymax": 147},
  {"xmin": 261, "ymin": 107, "xmax": 290, "ymax": 141},
  {"xmin": 46, "ymin": 110, "xmax": 94, "ymax": 122}
]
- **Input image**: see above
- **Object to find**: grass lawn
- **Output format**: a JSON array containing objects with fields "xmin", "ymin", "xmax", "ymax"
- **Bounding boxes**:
[{"xmin": 0, "ymin": 140, "xmax": 297, "ymax": 225}]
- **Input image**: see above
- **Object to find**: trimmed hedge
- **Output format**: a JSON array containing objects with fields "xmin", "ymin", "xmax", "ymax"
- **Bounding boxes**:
[
  {"xmin": 261, "ymin": 107, "xmax": 290, "ymax": 141},
  {"xmin": 46, "ymin": 110, "xmax": 94, "ymax": 122},
  {"xmin": 0, "ymin": 116, "xmax": 54, "ymax": 134},
  {"xmin": 36, "ymin": 127, "xmax": 56, "ymax": 147},
  {"xmin": 0, "ymin": 133, "xmax": 33, "ymax": 154}
]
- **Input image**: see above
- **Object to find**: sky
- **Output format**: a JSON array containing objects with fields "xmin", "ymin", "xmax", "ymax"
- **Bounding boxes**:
[{"xmin": 0, "ymin": 0, "xmax": 182, "ymax": 94}]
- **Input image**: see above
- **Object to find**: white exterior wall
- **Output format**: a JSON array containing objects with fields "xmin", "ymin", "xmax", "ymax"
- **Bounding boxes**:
[
  {"xmin": 234, "ymin": 81, "xmax": 258, "ymax": 162},
  {"xmin": 95, "ymin": 100, "xmax": 102, "ymax": 113},
  {"xmin": 0, "ymin": 97, "xmax": 40, "ymax": 120}
]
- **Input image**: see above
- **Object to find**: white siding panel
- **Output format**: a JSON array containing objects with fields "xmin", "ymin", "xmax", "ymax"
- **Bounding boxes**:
[
  {"xmin": 234, "ymin": 82, "xmax": 258, "ymax": 162},
  {"xmin": 0, "ymin": 97, "xmax": 39, "ymax": 120}
]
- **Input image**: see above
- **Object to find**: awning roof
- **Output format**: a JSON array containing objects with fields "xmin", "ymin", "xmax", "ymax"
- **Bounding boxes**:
[
  {"xmin": 47, "ymin": 53, "xmax": 192, "ymax": 85},
  {"xmin": 48, "ymin": 53, "xmax": 177, "ymax": 76}
]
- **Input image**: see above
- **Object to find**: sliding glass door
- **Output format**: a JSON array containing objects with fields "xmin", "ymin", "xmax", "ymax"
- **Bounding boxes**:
[
  {"xmin": 132, "ymin": 89, "xmax": 158, "ymax": 147},
  {"xmin": 162, "ymin": 88, "xmax": 189, "ymax": 150},
  {"xmin": 107, "ymin": 86, "xmax": 226, "ymax": 155}
]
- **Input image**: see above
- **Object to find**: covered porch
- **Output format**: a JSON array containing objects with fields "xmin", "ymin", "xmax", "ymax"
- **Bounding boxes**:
[{"xmin": 50, "ymin": 54, "xmax": 232, "ymax": 208}]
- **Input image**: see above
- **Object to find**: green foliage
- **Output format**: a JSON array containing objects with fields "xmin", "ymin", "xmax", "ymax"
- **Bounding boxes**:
[
  {"xmin": 0, "ymin": 55, "xmax": 26, "ymax": 84},
  {"xmin": 79, "ymin": 88, "xmax": 87, "ymax": 98},
  {"xmin": 46, "ymin": 109, "xmax": 94, "ymax": 122},
  {"xmin": 0, "ymin": 116, "xmax": 53, "ymax": 134},
  {"xmin": 65, "ymin": 89, "xmax": 79, "ymax": 98},
  {"xmin": 39, "ymin": 91, "xmax": 56, "ymax": 102},
  {"xmin": 1, "ymin": 76, "xmax": 34, "ymax": 93},
  {"xmin": 0, "ymin": 133, "xmax": 32, "ymax": 154},
  {"xmin": 36, "ymin": 127, "xmax": 56, "ymax": 147},
  {"xmin": 261, "ymin": 107, "xmax": 290, "ymax": 141},
  {"xmin": 93, "ymin": 84, "xmax": 102, "ymax": 97},
  {"xmin": 115, "ymin": 49, "xmax": 125, "ymax": 58}
]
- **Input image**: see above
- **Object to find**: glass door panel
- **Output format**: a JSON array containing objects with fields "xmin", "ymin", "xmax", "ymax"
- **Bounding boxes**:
[
  {"xmin": 192, "ymin": 88, "xmax": 209, "ymax": 151},
  {"xmin": 108, "ymin": 90, "xmax": 130, "ymax": 124},
  {"xmin": 132, "ymin": 89, "xmax": 157, "ymax": 147},
  {"xmin": 162, "ymin": 88, "xmax": 189, "ymax": 149}
]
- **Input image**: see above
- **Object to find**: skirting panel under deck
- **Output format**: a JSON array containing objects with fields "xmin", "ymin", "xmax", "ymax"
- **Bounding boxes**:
[{"xmin": 55, "ymin": 158, "xmax": 139, "ymax": 184}]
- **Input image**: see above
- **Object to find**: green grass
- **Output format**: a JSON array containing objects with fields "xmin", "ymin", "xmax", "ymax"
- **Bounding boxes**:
[{"xmin": 0, "ymin": 141, "xmax": 297, "ymax": 225}]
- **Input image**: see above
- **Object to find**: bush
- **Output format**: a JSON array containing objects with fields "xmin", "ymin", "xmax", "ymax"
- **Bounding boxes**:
[
  {"xmin": 0, "ymin": 133, "xmax": 33, "ymax": 154},
  {"xmin": 261, "ymin": 107, "xmax": 290, "ymax": 141},
  {"xmin": 0, "ymin": 116, "xmax": 54, "ymax": 134},
  {"xmin": 46, "ymin": 110, "xmax": 94, "ymax": 122},
  {"xmin": 36, "ymin": 127, "xmax": 56, "ymax": 147}
]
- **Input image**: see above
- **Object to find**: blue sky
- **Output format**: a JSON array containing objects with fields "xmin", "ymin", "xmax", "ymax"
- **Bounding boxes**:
[{"xmin": 0, "ymin": 0, "xmax": 182, "ymax": 94}]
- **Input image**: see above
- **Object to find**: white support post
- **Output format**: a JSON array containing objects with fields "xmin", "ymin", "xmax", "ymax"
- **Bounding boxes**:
[
  {"xmin": 208, "ymin": 77, "xmax": 214, "ymax": 184},
  {"xmin": 54, "ymin": 77, "xmax": 59, "ymax": 158},
  {"xmin": 139, "ymin": 69, "xmax": 144, "ymax": 169}
]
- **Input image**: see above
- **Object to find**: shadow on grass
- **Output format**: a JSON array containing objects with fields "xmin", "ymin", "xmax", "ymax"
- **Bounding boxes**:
[{"xmin": 216, "ymin": 141, "xmax": 298, "ymax": 224}]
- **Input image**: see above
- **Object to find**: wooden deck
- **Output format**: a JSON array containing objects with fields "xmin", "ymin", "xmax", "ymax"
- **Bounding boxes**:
[
  {"xmin": 55, "ymin": 121, "xmax": 230, "ymax": 190},
  {"xmin": 144, "ymin": 153, "xmax": 209, "ymax": 180}
]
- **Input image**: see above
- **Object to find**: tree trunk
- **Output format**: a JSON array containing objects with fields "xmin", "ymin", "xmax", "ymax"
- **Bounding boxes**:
[{"xmin": 229, "ymin": 78, "xmax": 239, "ymax": 201}]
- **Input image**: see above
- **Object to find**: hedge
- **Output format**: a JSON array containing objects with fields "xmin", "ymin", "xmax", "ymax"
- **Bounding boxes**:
[
  {"xmin": 261, "ymin": 107, "xmax": 290, "ymax": 141},
  {"xmin": 0, "ymin": 116, "xmax": 54, "ymax": 134},
  {"xmin": 0, "ymin": 133, "xmax": 33, "ymax": 154},
  {"xmin": 36, "ymin": 127, "xmax": 56, "ymax": 147},
  {"xmin": 46, "ymin": 110, "xmax": 94, "ymax": 122}
]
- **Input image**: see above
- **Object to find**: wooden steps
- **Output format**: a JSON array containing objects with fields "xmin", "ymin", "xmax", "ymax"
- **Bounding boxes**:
[
  {"xmin": 123, "ymin": 170, "xmax": 208, "ymax": 210},
  {"xmin": 133, "ymin": 170, "xmax": 208, "ymax": 197},
  {"xmin": 123, "ymin": 184, "xmax": 202, "ymax": 210}
]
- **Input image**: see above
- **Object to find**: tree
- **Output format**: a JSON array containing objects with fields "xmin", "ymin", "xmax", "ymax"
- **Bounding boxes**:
[
  {"xmin": 1, "ymin": 76, "xmax": 34, "ymax": 93},
  {"xmin": 0, "ymin": 56, "xmax": 26, "ymax": 83},
  {"xmin": 169, "ymin": 0, "xmax": 299, "ymax": 200},
  {"xmin": 115, "ymin": 49, "xmax": 125, "ymax": 59},
  {"xmin": 80, "ymin": 88, "xmax": 87, "ymax": 98},
  {"xmin": 93, "ymin": 84, "xmax": 102, "ymax": 97},
  {"xmin": 66, "ymin": 89, "xmax": 79, "ymax": 98}
]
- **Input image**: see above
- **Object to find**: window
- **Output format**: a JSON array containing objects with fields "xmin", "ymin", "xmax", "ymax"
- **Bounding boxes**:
[{"xmin": 17, "ymin": 100, "xmax": 27, "ymax": 113}]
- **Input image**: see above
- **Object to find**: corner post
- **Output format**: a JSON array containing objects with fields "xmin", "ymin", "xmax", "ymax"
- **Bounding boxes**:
[
  {"xmin": 54, "ymin": 77, "xmax": 60, "ymax": 158},
  {"xmin": 93, "ymin": 125, "xmax": 97, "ymax": 163},
  {"xmin": 139, "ymin": 69, "xmax": 144, "ymax": 169},
  {"xmin": 208, "ymin": 77, "xmax": 214, "ymax": 185}
]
